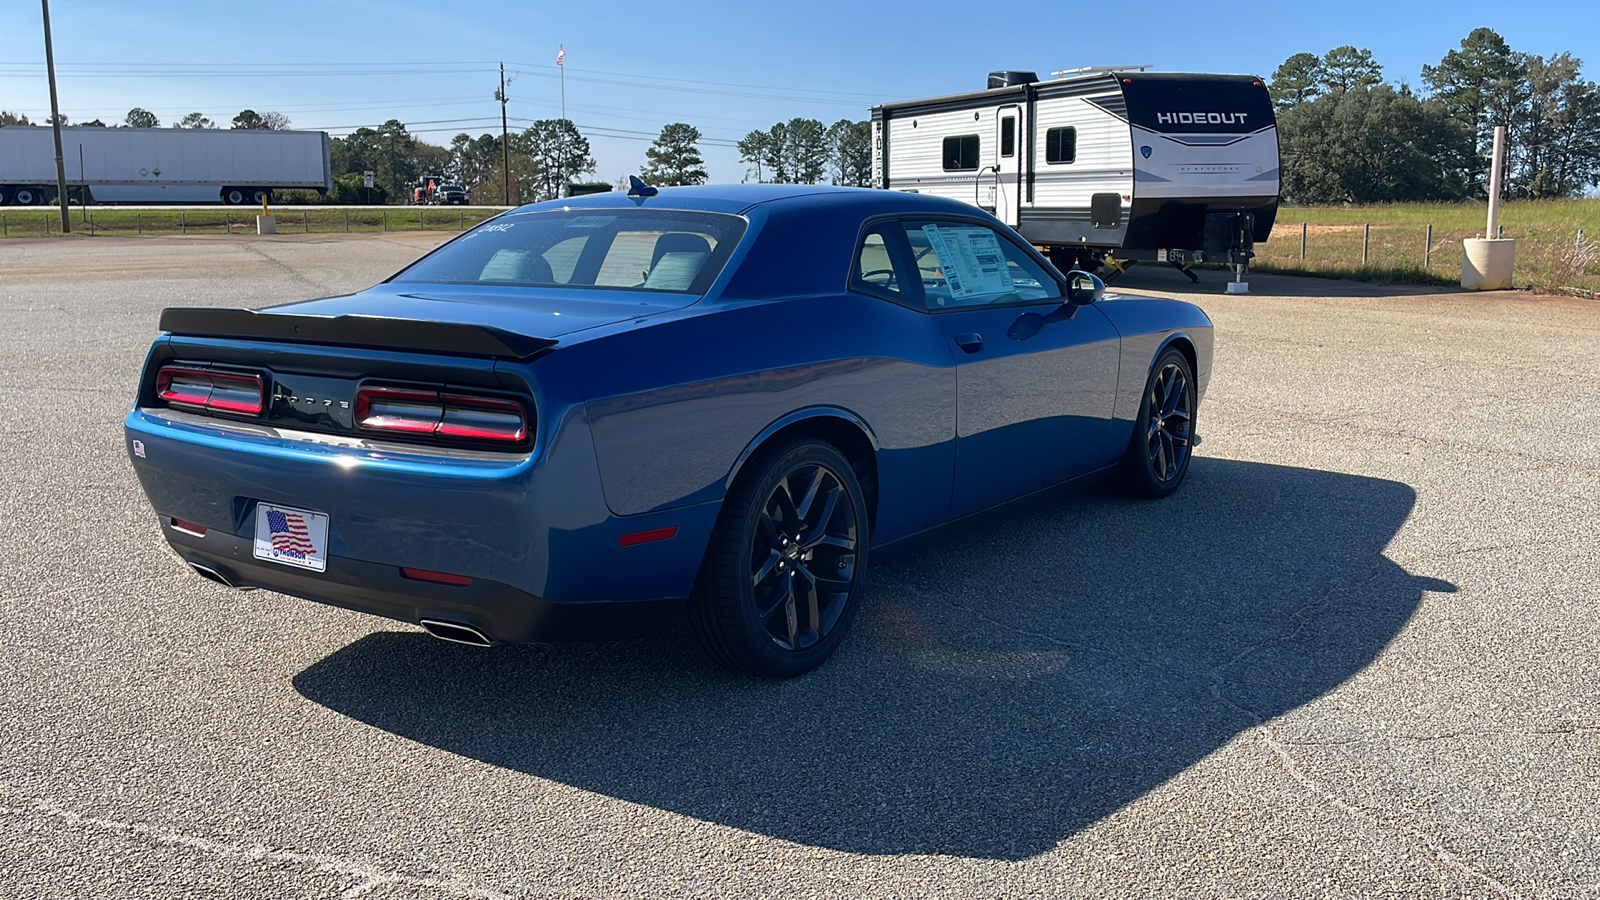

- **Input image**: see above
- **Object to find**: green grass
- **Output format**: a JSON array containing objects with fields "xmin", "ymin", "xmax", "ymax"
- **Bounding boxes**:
[
  {"xmin": 1259, "ymin": 198, "xmax": 1600, "ymax": 296},
  {"xmin": 0, "ymin": 206, "xmax": 504, "ymax": 238}
]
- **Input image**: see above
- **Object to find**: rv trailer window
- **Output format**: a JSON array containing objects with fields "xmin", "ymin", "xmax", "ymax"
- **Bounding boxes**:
[
  {"xmin": 1001, "ymin": 117, "xmax": 1015, "ymax": 157},
  {"xmin": 1045, "ymin": 127, "xmax": 1077, "ymax": 164},
  {"xmin": 942, "ymin": 135, "xmax": 980, "ymax": 171}
]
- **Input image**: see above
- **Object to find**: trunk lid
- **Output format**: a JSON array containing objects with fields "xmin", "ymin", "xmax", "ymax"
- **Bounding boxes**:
[{"xmin": 266, "ymin": 283, "xmax": 698, "ymax": 340}]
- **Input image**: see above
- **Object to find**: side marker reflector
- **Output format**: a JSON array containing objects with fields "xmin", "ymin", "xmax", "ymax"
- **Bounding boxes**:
[
  {"xmin": 620, "ymin": 526, "xmax": 678, "ymax": 547},
  {"xmin": 171, "ymin": 518, "xmax": 207, "ymax": 538},
  {"xmin": 400, "ymin": 567, "xmax": 472, "ymax": 586}
]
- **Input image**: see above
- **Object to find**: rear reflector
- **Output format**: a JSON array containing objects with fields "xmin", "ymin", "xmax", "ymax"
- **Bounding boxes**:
[
  {"xmin": 156, "ymin": 366, "xmax": 264, "ymax": 416},
  {"xmin": 357, "ymin": 386, "xmax": 527, "ymax": 442},
  {"xmin": 619, "ymin": 526, "xmax": 678, "ymax": 547},
  {"xmin": 170, "ymin": 518, "xmax": 207, "ymax": 537},
  {"xmin": 400, "ymin": 567, "xmax": 472, "ymax": 586}
]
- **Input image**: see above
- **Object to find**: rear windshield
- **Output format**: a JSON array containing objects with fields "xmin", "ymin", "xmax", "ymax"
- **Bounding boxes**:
[{"xmin": 391, "ymin": 208, "xmax": 748, "ymax": 295}]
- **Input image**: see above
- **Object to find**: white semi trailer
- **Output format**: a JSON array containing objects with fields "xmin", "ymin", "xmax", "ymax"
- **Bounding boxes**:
[{"xmin": 0, "ymin": 126, "xmax": 332, "ymax": 206}]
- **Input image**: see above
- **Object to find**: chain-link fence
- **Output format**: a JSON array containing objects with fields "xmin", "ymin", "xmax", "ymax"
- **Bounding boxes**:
[{"xmin": 1253, "ymin": 220, "xmax": 1599, "ymax": 295}]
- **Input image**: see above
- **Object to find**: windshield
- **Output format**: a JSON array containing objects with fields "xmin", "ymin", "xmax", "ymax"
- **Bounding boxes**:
[{"xmin": 391, "ymin": 208, "xmax": 748, "ymax": 294}]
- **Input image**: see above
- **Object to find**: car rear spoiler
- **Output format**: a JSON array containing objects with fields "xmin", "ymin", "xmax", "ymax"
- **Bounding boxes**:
[{"xmin": 157, "ymin": 307, "xmax": 557, "ymax": 361}]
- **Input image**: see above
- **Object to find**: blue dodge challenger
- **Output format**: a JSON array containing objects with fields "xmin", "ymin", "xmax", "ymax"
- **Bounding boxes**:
[{"xmin": 125, "ymin": 183, "xmax": 1211, "ymax": 677}]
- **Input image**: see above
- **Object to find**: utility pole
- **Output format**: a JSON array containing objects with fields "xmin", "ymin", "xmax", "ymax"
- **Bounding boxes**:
[
  {"xmin": 497, "ymin": 62, "xmax": 510, "ymax": 206},
  {"xmin": 41, "ymin": 0, "xmax": 70, "ymax": 234}
]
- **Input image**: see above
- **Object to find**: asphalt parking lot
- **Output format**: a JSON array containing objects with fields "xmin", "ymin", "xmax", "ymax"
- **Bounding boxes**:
[{"xmin": 1, "ymin": 233, "xmax": 1596, "ymax": 898}]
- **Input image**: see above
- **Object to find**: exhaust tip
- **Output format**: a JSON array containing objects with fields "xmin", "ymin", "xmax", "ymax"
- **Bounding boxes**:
[
  {"xmin": 189, "ymin": 561, "xmax": 256, "ymax": 591},
  {"xmin": 419, "ymin": 618, "xmax": 492, "ymax": 647}
]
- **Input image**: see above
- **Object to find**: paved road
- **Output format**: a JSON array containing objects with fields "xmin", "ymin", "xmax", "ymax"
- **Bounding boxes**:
[{"xmin": 1, "ymin": 234, "xmax": 1596, "ymax": 898}]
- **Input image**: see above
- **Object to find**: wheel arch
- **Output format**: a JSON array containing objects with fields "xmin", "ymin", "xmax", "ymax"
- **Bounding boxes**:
[
  {"xmin": 1154, "ymin": 332, "xmax": 1198, "ymax": 378},
  {"xmin": 725, "ymin": 408, "xmax": 880, "ymax": 535}
]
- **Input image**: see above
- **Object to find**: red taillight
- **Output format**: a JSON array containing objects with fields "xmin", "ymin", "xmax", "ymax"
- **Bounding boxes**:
[
  {"xmin": 400, "ymin": 567, "xmax": 472, "ymax": 586},
  {"xmin": 356, "ymin": 387, "xmax": 527, "ymax": 442},
  {"xmin": 156, "ymin": 366, "xmax": 263, "ymax": 416},
  {"xmin": 170, "ymin": 518, "xmax": 207, "ymax": 537}
]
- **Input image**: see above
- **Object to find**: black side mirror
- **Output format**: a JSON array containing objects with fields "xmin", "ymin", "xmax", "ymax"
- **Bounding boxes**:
[{"xmin": 1065, "ymin": 269, "xmax": 1105, "ymax": 306}]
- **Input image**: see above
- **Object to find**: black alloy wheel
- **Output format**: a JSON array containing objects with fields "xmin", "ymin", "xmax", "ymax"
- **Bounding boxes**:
[
  {"xmin": 1120, "ymin": 347, "xmax": 1196, "ymax": 498},
  {"xmin": 692, "ymin": 438, "xmax": 868, "ymax": 677}
]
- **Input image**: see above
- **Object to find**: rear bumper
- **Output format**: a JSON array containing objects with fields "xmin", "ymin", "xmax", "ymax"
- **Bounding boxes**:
[
  {"xmin": 125, "ymin": 404, "xmax": 719, "ymax": 642},
  {"xmin": 161, "ymin": 522, "xmax": 684, "ymax": 642}
]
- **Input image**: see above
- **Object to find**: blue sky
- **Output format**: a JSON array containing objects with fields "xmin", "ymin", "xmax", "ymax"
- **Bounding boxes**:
[{"xmin": 2, "ymin": 0, "xmax": 1596, "ymax": 183}]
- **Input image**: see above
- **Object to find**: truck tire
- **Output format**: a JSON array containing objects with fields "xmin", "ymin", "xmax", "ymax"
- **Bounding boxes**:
[
  {"xmin": 13, "ymin": 187, "xmax": 39, "ymax": 206},
  {"xmin": 222, "ymin": 188, "xmax": 246, "ymax": 205},
  {"xmin": 0, "ymin": 186, "xmax": 10, "ymax": 206},
  {"xmin": 248, "ymin": 188, "xmax": 270, "ymax": 205}
]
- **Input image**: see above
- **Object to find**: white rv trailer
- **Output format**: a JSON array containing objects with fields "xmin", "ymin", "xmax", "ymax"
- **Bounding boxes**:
[
  {"xmin": 871, "ymin": 70, "xmax": 1280, "ymax": 275},
  {"xmin": 0, "ymin": 126, "xmax": 332, "ymax": 206}
]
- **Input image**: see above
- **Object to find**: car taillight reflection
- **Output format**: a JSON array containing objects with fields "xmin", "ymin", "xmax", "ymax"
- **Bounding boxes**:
[
  {"xmin": 156, "ymin": 366, "xmax": 264, "ymax": 415},
  {"xmin": 356, "ymin": 387, "xmax": 527, "ymax": 442}
]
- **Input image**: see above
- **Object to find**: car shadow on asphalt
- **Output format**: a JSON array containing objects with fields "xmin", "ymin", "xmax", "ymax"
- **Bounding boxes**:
[{"xmin": 294, "ymin": 457, "xmax": 1450, "ymax": 860}]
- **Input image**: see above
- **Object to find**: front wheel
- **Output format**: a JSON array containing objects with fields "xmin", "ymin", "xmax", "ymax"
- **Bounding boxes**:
[
  {"xmin": 1119, "ymin": 347, "xmax": 1197, "ymax": 498},
  {"xmin": 691, "ymin": 439, "xmax": 869, "ymax": 677}
]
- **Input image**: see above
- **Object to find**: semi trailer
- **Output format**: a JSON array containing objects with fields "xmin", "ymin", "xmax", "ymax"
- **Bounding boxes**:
[{"xmin": 0, "ymin": 125, "xmax": 332, "ymax": 206}]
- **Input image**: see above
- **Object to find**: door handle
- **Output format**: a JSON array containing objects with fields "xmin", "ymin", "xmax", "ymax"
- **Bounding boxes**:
[{"xmin": 954, "ymin": 333, "xmax": 983, "ymax": 353}]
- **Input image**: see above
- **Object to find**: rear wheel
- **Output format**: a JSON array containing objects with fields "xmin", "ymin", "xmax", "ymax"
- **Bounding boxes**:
[
  {"xmin": 248, "ymin": 188, "xmax": 270, "ymax": 206},
  {"xmin": 691, "ymin": 439, "xmax": 868, "ymax": 677},
  {"xmin": 12, "ymin": 187, "xmax": 39, "ymax": 206},
  {"xmin": 222, "ymin": 188, "xmax": 246, "ymax": 205},
  {"xmin": 0, "ymin": 186, "xmax": 10, "ymax": 206},
  {"xmin": 1119, "ymin": 347, "xmax": 1196, "ymax": 498}
]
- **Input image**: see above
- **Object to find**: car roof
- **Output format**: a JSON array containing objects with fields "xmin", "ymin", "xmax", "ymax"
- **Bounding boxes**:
[{"xmin": 506, "ymin": 183, "xmax": 986, "ymax": 217}]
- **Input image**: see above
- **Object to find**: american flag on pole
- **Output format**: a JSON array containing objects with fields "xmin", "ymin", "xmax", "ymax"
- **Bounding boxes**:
[
  {"xmin": 266, "ymin": 509, "xmax": 315, "ymax": 557},
  {"xmin": 556, "ymin": 48, "xmax": 565, "ymax": 67}
]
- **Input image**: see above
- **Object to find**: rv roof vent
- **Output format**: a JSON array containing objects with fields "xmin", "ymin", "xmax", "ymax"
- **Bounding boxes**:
[{"xmin": 987, "ymin": 71, "xmax": 1038, "ymax": 90}]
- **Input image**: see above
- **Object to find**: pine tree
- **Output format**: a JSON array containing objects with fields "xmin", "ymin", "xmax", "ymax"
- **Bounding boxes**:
[{"xmin": 641, "ymin": 123, "xmax": 708, "ymax": 186}]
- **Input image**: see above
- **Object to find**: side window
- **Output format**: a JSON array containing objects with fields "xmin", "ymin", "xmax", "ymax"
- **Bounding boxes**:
[
  {"xmin": 942, "ymin": 134, "xmax": 980, "ymax": 171},
  {"xmin": 1045, "ymin": 126, "xmax": 1077, "ymax": 164},
  {"xmin": 851, "ymin": 228, "xmax": 902, "ymax": 298},
  {"xmin": 1000, "ymin": 116, "xmax": 1015, "ymax": 158},
  {"xmin": 898, "ymin": 221, "xmax": 1061, "ymax": 310}
]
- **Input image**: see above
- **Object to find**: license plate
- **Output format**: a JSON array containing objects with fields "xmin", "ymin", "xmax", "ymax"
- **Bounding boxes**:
[{"xmin": 252, "ymin": 502, "xmax": 330, "ymax": 573}]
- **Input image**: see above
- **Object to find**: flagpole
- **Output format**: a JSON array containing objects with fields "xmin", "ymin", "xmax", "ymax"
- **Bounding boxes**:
[{"xmin": 559, "ymin": 45, "xmax": 566, "ymax": 199}]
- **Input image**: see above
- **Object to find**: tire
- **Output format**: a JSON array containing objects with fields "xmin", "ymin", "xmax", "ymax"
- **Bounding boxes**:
[
  {"xmin": 13, "ymin": 187, "xmax": 38, "ymax": 206},
  {"xmin": 691, "ymin": 438, "xmax": 869, "ymax": 678},
  {"xmin": 223, "ymin": 188, "xmax": 247, "ymax": 205},
  {"xmin": 0, "ymin": 186, "xmax": 10, "ymax": 206},
  {"xmin": 248, "ymin": 188, "xmax": 270, "ymax": 205},
  {"xmin": 1118, "ymin": 347, "xmax": 1197, "ymax": 498}
]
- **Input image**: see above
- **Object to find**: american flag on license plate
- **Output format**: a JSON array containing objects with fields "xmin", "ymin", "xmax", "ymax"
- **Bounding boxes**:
[{"xmin": 266, "ymin": 509, "xmax": 315, "ymax": 555}]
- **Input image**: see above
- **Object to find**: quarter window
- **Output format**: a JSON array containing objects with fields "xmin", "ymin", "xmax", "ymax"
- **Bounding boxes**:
[
  {"xmin": 852, "ymin": 229, "xmax": 901, "ymax": 297},
  {"xmin": 1045, "ymin": 126, "xmax": 1077, "ymax": 164},
  {"xmin": 942, "ymin": 134, "xmax": 980, "ymax": 171}
]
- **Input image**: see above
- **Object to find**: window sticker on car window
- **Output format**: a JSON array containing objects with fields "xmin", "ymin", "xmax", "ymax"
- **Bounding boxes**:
[{"xmin": 921, "ymin": 225, "xmax": 1014, "ymax": 300}]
